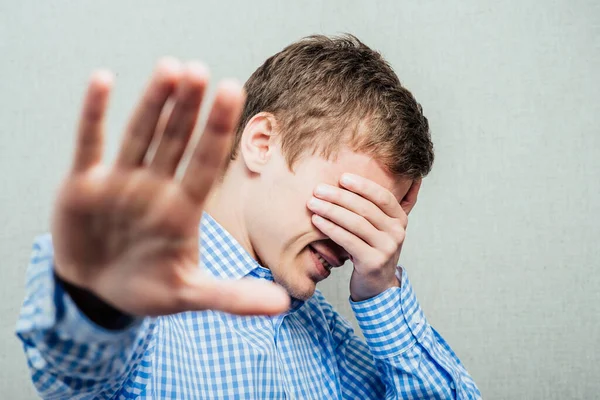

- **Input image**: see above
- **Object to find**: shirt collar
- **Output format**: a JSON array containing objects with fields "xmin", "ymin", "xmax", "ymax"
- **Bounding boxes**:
[{"xmin": 200, "ymin": 212, "xmax": 274, "ymax": 281}]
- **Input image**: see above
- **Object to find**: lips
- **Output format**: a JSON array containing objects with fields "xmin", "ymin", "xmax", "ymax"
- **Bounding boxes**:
[
  {"xmin": 308, "ymin": 244, "xmax": 342, "ymax": 270},
  {"xmin": 307, "ymin": 245, "xmax": 331, "ymax": 279},
  {"xmin": 308, "ymin": 242, "xmax": 344, "ymax": 269},
  {"xmin": 315, "ymin": 251, "xmax": 333, "ymax": 271}
]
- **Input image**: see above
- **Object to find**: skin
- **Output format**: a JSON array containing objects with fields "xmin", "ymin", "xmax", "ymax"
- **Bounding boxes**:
[
  {"xmin": 206, "ymin": 113, "xmax": 421, "ymax": 301},
  {"xmin": 52, "ymin": 59, "xmax": 289, "ymax": 316},
  {"xmin": 52, "ymin": 57, "xmax": 420, "ymax": 319}
]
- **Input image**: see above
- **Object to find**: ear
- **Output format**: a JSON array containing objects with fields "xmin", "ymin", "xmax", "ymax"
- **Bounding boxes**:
[
  {"xmin": 400, "ymin": 178, "xmax": 422, "ymax": 215},
  {"xmin": 239, "ymin": 112, "xmax": 278, "ymax": 174}
]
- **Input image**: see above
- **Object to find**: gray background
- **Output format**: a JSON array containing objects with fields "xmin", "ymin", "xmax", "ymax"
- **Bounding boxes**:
[{"xmin": 1, "ymin": 0, "xmax": 598, "ymax": 399}]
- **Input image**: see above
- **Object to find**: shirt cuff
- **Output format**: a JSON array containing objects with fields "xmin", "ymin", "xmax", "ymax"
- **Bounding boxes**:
[
  {"xmin": 17, "ymin": 234, "xmax": 144, "ymax": 344},
  {"xmin": 349, "ymin": 266, "xmax": 428, "ymax": 358},
  {"xmin": 54, "ymin": 274, "xmax": 145, "ymax": 343}
]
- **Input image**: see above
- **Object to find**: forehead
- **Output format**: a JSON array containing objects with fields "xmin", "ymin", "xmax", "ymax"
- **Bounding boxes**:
[{"xmin": 302, "ymin": 148, "xmax": 412, "ymax": 201}]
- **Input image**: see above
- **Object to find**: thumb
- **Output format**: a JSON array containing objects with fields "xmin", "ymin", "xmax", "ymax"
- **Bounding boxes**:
[{"xmin": 179, "ymin": 272, "xmax": 291, "ymax": 316}]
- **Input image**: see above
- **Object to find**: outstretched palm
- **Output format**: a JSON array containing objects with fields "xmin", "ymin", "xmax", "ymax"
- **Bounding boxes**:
[{"xmin": 52, "ymin": 59, "xmax": 289, "ymax": 317}]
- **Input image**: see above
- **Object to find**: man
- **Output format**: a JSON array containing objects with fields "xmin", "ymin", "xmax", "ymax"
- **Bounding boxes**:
[{"xmin": 16, "ymin": 35, "xmax": 481, "ymax": 399}]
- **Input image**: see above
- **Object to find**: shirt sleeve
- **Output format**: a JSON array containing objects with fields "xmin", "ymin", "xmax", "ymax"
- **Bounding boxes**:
[
  {"xmin": 15, "ymin": 234, "xmax": 156, "ymax": 399},
  {"xmin": 322, "ymin": 267, "xmax": 481, "ymax": 400}
]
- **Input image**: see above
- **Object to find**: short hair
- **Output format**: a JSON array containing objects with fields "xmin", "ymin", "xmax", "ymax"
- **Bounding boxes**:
[{"xmin": 230, "ymin": 34, "xmax": 434, "ymax": 179}]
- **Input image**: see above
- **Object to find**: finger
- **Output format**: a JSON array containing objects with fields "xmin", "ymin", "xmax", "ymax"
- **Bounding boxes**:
[
  {"xmin": 313, "ymin": 184, "xmax": 389, "ymax": 231},
  {"xmin": 143, "ymin": 99, "xmax": 174, "ymax": 163},
  {"xmin": 116, "ymin": 58, "xmax": 182, "ymax": 168},
  {"xmin": 307, "ymin": 197, "xmax": 383, "ymax": 246},
  {"xmin": 400, "ymin": 179, "xmax": 422, "ymax": 215},
  {"xmin": 340, "ymin": 173, "xmax": 403, "ymax": 218},
  {"xmin": 72, "ymin": 70, "xmax": 114, "ymax": 173},
  {"xmin": 311, "ymin": 214, "xmax": 373, "ymax": 260},
  {"xmin": 181, "ymin": 80, "xmax": 245, "ymax": 204},
  {"xmin": 182, "ymin": 275, "xmax": 290, "ymax": 316},
  {"xmin": 149, "ymin": 62, "xmax": 209, "ymax": 176}
]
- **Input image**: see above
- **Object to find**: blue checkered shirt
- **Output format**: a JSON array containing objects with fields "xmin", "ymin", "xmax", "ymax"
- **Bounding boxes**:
[{"xmin": 16, "ymin": 213, "xmax": 480, "ymax": 399}]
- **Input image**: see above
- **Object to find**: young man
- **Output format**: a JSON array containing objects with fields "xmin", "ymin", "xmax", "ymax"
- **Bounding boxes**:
[{"xmin": 17, "ymin": 35, "xmax": 481, "ymax": 399}]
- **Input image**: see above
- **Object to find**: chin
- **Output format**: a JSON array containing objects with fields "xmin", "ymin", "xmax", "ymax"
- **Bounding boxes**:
[
  {"xmin": 270, "ymin": 248, "xmax": 324, "ymax": 301},
  {"xmin": 278, "ymin": 276, "xmax": 318, "ymax": 301}
]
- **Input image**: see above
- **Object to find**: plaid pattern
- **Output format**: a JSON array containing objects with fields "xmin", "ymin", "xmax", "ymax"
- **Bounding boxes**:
[{"xmin": 16, "ymin": 213, "xmax": 480, "ymax": 399}]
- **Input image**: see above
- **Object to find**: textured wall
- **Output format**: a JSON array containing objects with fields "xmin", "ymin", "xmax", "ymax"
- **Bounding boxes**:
[{"xmin": 1, "ymin": 1, "xmax": 598, "ymax": 398}]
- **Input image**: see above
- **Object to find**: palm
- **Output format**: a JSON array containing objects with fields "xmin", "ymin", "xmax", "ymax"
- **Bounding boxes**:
[
  {"xmin": 53, "ymin": 168, "xmax": 199, "ymax": 315},
  {"xmin": 52, "ymin": 59, "xmax": 288, "ymax": 317}
]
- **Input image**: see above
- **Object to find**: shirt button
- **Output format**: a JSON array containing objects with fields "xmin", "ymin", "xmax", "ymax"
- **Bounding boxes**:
[{"xmin": 450, "ymin": 382, "xmax": 456, "ymax": 390}]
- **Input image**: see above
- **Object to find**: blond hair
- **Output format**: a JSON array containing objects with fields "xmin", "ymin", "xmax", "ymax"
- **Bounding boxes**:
[{"xmin": 230, "ymin": 34, "xmax": 434, "ymax": 179}]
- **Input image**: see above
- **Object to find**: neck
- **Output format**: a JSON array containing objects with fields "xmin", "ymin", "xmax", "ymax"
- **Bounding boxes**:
[{"xmin": 204, "ymin": 163, "xmax": 257, "ymax": 259}]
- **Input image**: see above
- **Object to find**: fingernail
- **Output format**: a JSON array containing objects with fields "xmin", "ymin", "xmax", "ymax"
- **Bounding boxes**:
[
  {"xmin": 315, "ymin": 184, "xmax": 332, "ymax": 197},
  {"xmin": 308, "ymin": 197, "xmax": 320, "ymax": 209},
  {"xmin": 340, "ymin": 174, "xmax": 355, "ymax": 186}
]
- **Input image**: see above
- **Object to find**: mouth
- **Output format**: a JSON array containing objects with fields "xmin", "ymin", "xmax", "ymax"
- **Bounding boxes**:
[
  {"xmin": 307, "ymin": 245, "xmax": 333, "ymax": 279},
  {"xmin": 313, "ymin": 248, "xmax": 334, "ymax": 271},
  {"xmin": 310, "ymin": 241, "xmax": 345, "ymax": 267}
]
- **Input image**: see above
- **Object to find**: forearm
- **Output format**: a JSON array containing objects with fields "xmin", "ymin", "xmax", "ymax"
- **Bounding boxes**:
[
  {"xmin": 350, "ymin": 268, "xmax": 481, "ymax": 400},
  {"xmin": 16, "ymin": 235, "xmax": 153, "ymax": 398}
]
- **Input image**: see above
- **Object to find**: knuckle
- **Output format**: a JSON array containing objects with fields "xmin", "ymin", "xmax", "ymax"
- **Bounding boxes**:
[
  {"xmin": 350, "ymin": 218, "xmax": 363, "ymax": 233},
  {"xmin": 390, "ymin": 223, "xmax": 406, "ymax": 243},
  {"xmin": 327, "ymin": 188, "xmax": 340, "ymax": 202},
  {"xmin": 195, "ymin": 149, "xmax": 221, "ymax": 170},
  {"xmin": 145, "ymin": 90, "xmax": 167, "ymax": 111},
  {"xmin": 357, "ymin": 202, "xmax": 370, "ymax": 217},
  {"xmin": 355, "ymin": 181, "xmax": 366, "ymax": 194},
  {"xmin": 161, "ymin": 125, "xmax": 179, "ymax": 139},
  {"xmin": 78, "ymin": 128, "xmax": 101, "ymax": 149},
  {"xmin": 358, "ymin": 215, "xmax": 371, "ymax": 230},
  {"xmin": 378, "ymin": 193, "xmax": 391, "ymax": 207},
  {"xmin": 325, "ymin": 220, "xmax": 338, "ymax": 233},
  {"xmin": 372, "ymin": 253, "xmax": 388, "ymax": 269},
  {"xmin": 382, "ymin": 240, "xmax": 398, "ymax": 258},
  {"xmin": 83, "ymin": 105, "xmax": 104, "ymax": 124},
  {"xmin": 206, "ymin": 109, "xmax": 234, "ymax": 134},
  {"xmin": 321, "ymin": 201, "xmax": 333, "ymax": 214}
]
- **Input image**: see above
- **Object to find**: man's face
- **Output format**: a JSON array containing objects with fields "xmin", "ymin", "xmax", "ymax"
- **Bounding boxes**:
[{"xmin": 245, "ymin": 144, "xmax": 413, "ymax": 300}]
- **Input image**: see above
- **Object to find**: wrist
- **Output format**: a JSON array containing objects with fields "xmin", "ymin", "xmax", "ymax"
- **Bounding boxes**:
[
  {"xmin": 53, "ymin": 268, "xmax": 134, "ymax": 330},
  {"xmin": 349, "ymin": 270, "xmax": 400, "ymax": 302}
]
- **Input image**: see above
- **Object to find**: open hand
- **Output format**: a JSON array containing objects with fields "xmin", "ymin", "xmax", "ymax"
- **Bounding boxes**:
[{"xmin": 52, "ymin": 59, "xmax": 289, "ymax": 317}]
